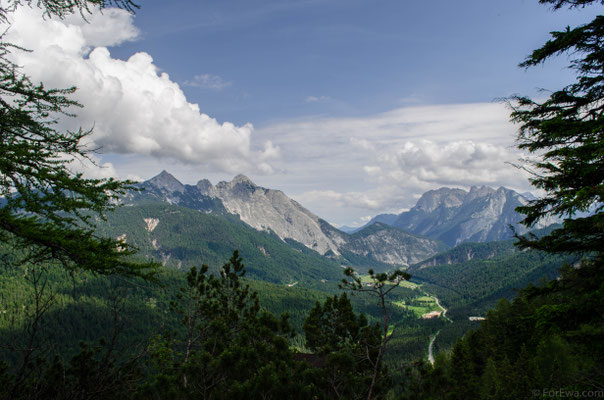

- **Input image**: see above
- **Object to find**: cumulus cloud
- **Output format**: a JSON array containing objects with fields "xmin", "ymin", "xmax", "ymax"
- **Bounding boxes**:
[
  {"xmin": 395, "ymin": 139, "xmax": 521, "ymax": 186},
  {"xmin": 296, "ymin": 190, "xmax": 382, "ymax": 210},
  {"xmin": 63, "ymin": 8, "xmax": 140, "ymax": 47},
  {"xmin": 184, "ymin": 74, "xmax": 232, "ymax": 90},
  {"xmin": 67, "ymin": 155, "xmax": 119, "ymax": 180},
  {"xmin": 256, "ymin": 102, "xmax": 533, "ymax": 226},
  {"xmin": 4, "ymin": 6, "xmax": 276, "ymax": 175}
]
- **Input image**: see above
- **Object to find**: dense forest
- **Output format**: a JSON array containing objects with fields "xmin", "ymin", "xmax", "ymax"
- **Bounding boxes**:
[{"xmin": 0, "ymin": 0, "xmax": 602, "ymax": 399}]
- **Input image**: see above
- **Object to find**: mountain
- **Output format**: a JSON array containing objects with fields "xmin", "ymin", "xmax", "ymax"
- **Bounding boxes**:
[
  {"xmin": 130, "ymin": 170, "xmax": 226, "ymax": 213},
  {"xmin": 409, "ymin": 244, "xmax": 576, "ymax": 317},
  {"xmin": 125, "ymin": 172, "xmax": 448, "ymax": 269},
  {"xmin": 96, "ymin": 203, "xmax": 345, "ymax": 287},
  {"xmin": 409, "ymin": 240, "xmax": 517, "ymax": 270},
  {"xmin": 210, "ymin": 174, "xmax": 342, "ymax": 256},
  {"xmin": 338, "ymin": 222, "xmax": 448, "ymax": 267},
  {"xmin": 369, "ymin": 186, "xmax": 549, "ymax": 247},
  {"xmin": 131, "ymin": 171, "xmax": 342, "ymax": 256},
  {"xmin": 338, "ymin": 225, "xmax": 359, "ymax": 234},
  {"xmin": 346, "ymin": 213, "xmax": 399, "ymax": 234},
  {"xmin": 408, "ymin": 222, "xmax": 565, "ymax": 271}
]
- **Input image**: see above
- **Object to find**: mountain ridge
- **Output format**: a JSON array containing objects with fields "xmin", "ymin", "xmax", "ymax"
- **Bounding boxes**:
[
  {"xmin": 359, "ymin": 186, "xmax": 550, "ymax": 247},
  {"xmin": 127, "ymin": 171, "xmax": 448, "ymax": 268}
]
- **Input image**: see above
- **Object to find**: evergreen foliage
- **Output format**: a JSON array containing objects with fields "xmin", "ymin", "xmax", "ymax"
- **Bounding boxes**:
[
  {"xmin": 412, "ymin": 248, "xmax": 574, "ymax": 316},
  {"xmin": 341, "ymin": 267, "xmax": 412, "ymax": 399},
  {"xmin": 511, "ymin": 0, "xmax": 604, "ymax": 254},
  {"xmin": 0, "ymin": 0, "xmax": 157, "ymax": 278},
  {"xmin": 398, "ymin": 1, "xmax": 604, "ymax": 398},
  {"xmin": 96, "ymin": 203, "xmax": 345, "ymax": 286},
  {"xmin": 4, "ymin": 0, "xmax": 603, "ymax": 398},
  {"xmin": 303, "ymin": 293, "xmax": 384, "ymax": 399},
  {"xmin": 139, "ymin": 251, "xmax": 316, "ymax": 399}
]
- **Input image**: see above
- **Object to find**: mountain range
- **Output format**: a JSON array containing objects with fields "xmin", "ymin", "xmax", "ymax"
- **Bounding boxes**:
[
  {"xmin": 358, "ymin": 186, "xmax": 547, "ymax": 247},
  {"xmin": 122, "ymin": 171, "xmax": 451, "ymax": 269},
  {"xmin": 114, "ymin": 171, "xmax": 554, "ymax": 279},
  {"xmin": 95, "ymin": 171, "xmax": 568, "ymax": 347}
]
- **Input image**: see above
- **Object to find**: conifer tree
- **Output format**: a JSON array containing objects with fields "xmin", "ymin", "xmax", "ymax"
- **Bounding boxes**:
[
  {"xmin": 511, "ymin": 0, "xmax": 604, "ymax": 254},
  {"xmin": 340, "ymin": 267, "xmax": 411, "ymax": 400},
  {"xmin": 303, "ymin": 293, "xmax": 382, "ymax": 400},
  {"xmin": 142, "ymin": 251, "xmax": 311, "ymax": 400},
  {"xmin": 0, "ymin": 0, "xmax": 157, "ymax": 277}
]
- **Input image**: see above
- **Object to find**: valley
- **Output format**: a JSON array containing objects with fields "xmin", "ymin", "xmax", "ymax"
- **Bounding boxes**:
[
  {"xmin": 0, "ymin": 171, "xmax": 570, "ymax": 367},
  {"xmin": 2, "ymin": 1, "xmax": 600, "ymax": 397},
  {"xmin": 107, "ymin": 172, "xmax": 570, "ymax": 363}
]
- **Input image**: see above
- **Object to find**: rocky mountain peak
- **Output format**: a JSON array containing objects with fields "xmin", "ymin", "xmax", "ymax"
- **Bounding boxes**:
[
  {"xmin": 215, "ymin": 174, "xmax": 256, "ymax": 190},
  {"xmin": 465, "ymin": 185, "xmax": 497, "ymax": 202},
  {"xmin": 127, "ymin": 171, "xmax": 451, "ymax": 265},
  {"xmin": 196, "ymin": 179, "xmax": 214, "ymax": 195},
  {"xmin": 232, "ymin": 174, "xmax": 256, "ymax": 186},
  {"xmin": 214, "ymin": 174, "xmax": 258, "ymax": 201},
  {"xmin": 147, "ymin": 170, "xmax": 185, "ymax": 193},
  {"xmin": 383, "ymin": 185, "xmax": 552, "ymax": 247},
  {"xmin": 416, "ymin": 187, "xmax": 465, "ymax": 212}
]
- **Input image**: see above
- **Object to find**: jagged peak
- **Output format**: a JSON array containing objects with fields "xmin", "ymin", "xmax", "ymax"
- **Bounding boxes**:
[
  {"xmin": 146, "ymin": 170, "xmax": 185, "ymax": 193},
  {"xmin": 415, "ymin": 187, "xmax": 465, "ymax": 211},
  {"xmin": 196, "ymin": 178, "xmax": 214, "ymax": 194},
  {"xmin": 231, "ymin": 174, "xmax": 256, "ymax": 186},
  {"xmin": 468, "ymin": 185, "xmax": 493, "ymax": 192},
  {"xmin": 465, "ymin": 185, "xmax": 498, "ymax": 202}
]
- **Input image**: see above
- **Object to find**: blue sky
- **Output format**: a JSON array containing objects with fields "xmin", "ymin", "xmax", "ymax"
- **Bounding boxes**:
[
  {"xmin": 6, "ymin": 0, "xmax": 601, "ymax": 226},
  {"xmin": 112, "ymin": 0, "xmax": 595, "ymax": 124}
]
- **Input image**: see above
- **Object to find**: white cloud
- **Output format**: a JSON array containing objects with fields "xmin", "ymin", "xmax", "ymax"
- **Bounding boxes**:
[
  {"xmin": 63, "ymin": 8, "xmax": 140, "ymax": 48},
  {"xmin": 256, "ymin": 102, "xmax": 534, "ymax": 226},
  {"xmin": 4, "ymin": 6, "xmax": 276, "ymax": 175},
  {"xmin": 363, "ymin": 165, "xmax": 381, "ymax": 175},
  {"xmin": 67, "ymin": 155, "xmax": 119, "ymax": 180},
  {"xmin": 394, "ymin": 139, "xmax": 522, "ymax": 186},
  {"xmin": 305, "ymin": 95, "xmax": 330, "ymax": 103},
  {"xmin": 184, "ymin": 73, "xmax": 232, "ymax": 90},
  {"xmin": 295, "ymin": 190, "xmax": 382, "ymax": 210},
  {"xmin": 0, "ymin": 6, "xmax": 536, "ymax": 227}
]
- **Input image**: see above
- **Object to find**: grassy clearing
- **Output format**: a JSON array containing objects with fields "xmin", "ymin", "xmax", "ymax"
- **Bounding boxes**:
[
  {"xmin": 358, "ymin": 274, "xmax": 420, "ymax": 289},
  {"xmin": 393, "ymin": 296, "xmax": 441, "ymax": 318}
]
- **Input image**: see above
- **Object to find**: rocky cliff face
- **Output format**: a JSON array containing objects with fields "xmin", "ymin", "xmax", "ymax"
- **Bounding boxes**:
[
  {"xmin": 390, "ymin": 186, "xmax": 544, "ymax": 246},
  {"xmin": 339, "ymin": 223, "xmax": 448, "ymax": 266},
  {"xmin": 210, "ymin": 175, "xmax": 341, "ymax": 256},
  {"xmin": 136, "ymin": 172, "xmax": 341, "ymax": 256},
  {"xmin": 133, "ymin": 172, "xmax": 447, "ymax": 266}
]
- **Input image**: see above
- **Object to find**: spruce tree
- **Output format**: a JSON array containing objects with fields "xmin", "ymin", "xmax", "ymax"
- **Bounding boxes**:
[
  {"xmin": 511, "ymin": 0, "xmax": 603, "ymax": 254},
  {"xmin": 0, "ymin": 0, "xmax": 157, "ymax": 277}
]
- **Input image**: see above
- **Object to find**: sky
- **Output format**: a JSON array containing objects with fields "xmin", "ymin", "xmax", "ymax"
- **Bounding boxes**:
[{"xmin": 4, "ymin": 0, "xmax": 601, "ymax": 227}]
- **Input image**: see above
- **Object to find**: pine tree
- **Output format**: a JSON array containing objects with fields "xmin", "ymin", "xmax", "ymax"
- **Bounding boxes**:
[
  {"xmin": 142, "ymin": 251, "xmax": 311, "ymax": 400},
  {"xmin": 340, "ymin": 267, "xmax": 411, "ymax": 400},
  {"xmin": 303, "ymin": 293, "xmax": 382, "ymax": 400},
  {"xmin": 511, "ymin": 0, "xmax": 604, "ymax": 254},
  {"xmin": 0, "ymin": 0, "xmax": 157, "ymax": 277}
]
